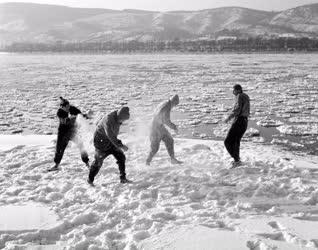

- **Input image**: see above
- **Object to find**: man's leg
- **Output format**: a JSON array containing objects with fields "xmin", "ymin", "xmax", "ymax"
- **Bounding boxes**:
[
  {"xmin": 80, "ymin": 150, "xmax": 90, "ymax": 167},
  {"xmin": 232, "ymin": 118, "xmax": 248, "ymax": 162},
  {"xmin": 224, "ymin": 123, "xmax": 239, "ymax": 161},
  {"xmin": 162, "ymin": 131, "xmax": 182, "ymax": 164},
  {"xmin": 162, "ymin": 132, "xmax": 175, "ymax": 159},
  {"xmin": 146, "ymin": 132, "xmax": 161, "ymax": 165},
  {"xmin": 73, "ymin": 135, "xmax": 89, "ymax": 167},
  {"xmin": 88, "ymin": 149, "xmax": 108, "ymax": 184},
  {"xmin": 52, "ymin": 131, "xmax": 70, "ymax": 170},
  {"xmin": 111, "ymin": 148, "xmax": 130, "ymax": 183}
]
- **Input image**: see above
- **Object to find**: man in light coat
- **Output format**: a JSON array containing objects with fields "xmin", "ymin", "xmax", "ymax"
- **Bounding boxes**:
[{"xmin": 146, "ymin": 94, "xmax": 182, "ymax": 165}]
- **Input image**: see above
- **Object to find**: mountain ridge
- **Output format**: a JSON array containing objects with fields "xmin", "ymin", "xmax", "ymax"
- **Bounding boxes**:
[{"xmin": 1, "ymin": 2, "xmax": 318, "ymax": 44}]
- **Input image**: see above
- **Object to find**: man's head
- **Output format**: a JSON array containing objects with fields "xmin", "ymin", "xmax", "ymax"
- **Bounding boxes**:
[
  {"xmin": 60, "ymin": 97, "xmax": 70, "ymax": 111},
  {"xmin": 171, "ymin": 94, "xmax": 179, "ymax": 107},
  {"xmin": 233, "ymin": 84, "xmax": 243, "ymax": 96},
  {"xmin": 117, "ymin": 106, "xmax": 130, "ymax": 123}
]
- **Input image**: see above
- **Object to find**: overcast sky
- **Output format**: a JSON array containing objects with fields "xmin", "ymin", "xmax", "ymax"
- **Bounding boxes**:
[{"xmin": 1, "ymin": 0, "xmax": 317, "ymax": 11}]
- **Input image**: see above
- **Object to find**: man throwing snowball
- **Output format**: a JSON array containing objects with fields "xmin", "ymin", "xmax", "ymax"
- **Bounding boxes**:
[
  {"xmin": 49, "ymin": 97, "xmax": 90, "ymax": 172},
  {"xmin": 88, "ymin": 106, "xmax": 132, "ymax": 185}
]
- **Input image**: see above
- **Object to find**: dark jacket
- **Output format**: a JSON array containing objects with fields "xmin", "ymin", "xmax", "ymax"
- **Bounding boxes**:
[
  {"xmin": 94, "ymin": 111, "xmax": 124, "ymax": 151},
  {"xmin": 228, "ymin": 93, "xmax": 250, "ymax": 121},
  {"xmin": 57, "ymin": 105, "xmax": 82, "ymax": 131}
]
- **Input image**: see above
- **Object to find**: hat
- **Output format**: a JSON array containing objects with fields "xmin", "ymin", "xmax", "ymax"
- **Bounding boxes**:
[
  {"xmin": 233, "ymin": 84, "xmax": 242, "ymax": 92},
  {"xmin": 59, "ymin": 97, "xmax": 69, "ymax": 107},
  {"xmin": 118, "ymin": 106, "xmax": 130, "ymax": 120},
  {"xmin": 171, "ymin": 94, "xmax": 179, "ymax": 105}
]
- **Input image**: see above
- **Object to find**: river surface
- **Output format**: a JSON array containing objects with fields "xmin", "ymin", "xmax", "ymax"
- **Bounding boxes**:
[{"xmin": 1, "ymin": 53, "xmax": 317, "ymax": 155}]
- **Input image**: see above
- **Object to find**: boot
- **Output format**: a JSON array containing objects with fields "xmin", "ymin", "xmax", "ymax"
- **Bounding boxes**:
[
  {"xmin": 230, "ymin": 160, "xmax": 242, "ymax": 169},
  {"xmin": 87, "ymin": 178, "xmax": 95, "ymax": 186},
  {"xmin": 171, "ymin": 158, "xmax": 183, "ymax": 165},
  {"xmin": 120, "ymin": 178, "xmax": 133, "ymax": 184},
  {"xmin": 48, "ymin": 164, "xmax": 60, "ymax": 172}
]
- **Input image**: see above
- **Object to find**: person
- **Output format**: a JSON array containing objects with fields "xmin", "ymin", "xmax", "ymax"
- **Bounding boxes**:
[
  {"xmin": 88, "ymin": 106, "xmax": 132, "ymax": 185},
  {"xmin": 48, "ymin": 97, "xmax": 90, "ymax": 171},
  {"xmin": 224, "ymin": 84, "xmax": 250, "ymax": 168},
  {"xmin": 146, "ymin": 94, "xmax": 182, "ymax": 165}
]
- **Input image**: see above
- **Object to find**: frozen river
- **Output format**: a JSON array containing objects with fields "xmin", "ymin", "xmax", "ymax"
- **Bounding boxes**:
[{"xmin": 1, "ymin": 53, "xmax": 317, "ymax": 155}]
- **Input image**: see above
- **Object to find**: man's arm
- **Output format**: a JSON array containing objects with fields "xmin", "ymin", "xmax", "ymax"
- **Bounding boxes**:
[
  {"xmin": 101, "ymin": 118, "xmax": 124, "ymax": 149},
  {"xmin": 225, "ymin": 94, "xmax": 243, "ymax": 122},
  {"xmin": 70, "ymin": 105, "xmax": 93, "ymax": 120},
  {"xmin": 69, "ymin": 106, "xmax": 82, "ymax": 116},
  {"xmin": 164, "ymin": 111, "xmax": 177, "ymax": 130},
  {"xmin": 161, "ymin": 101, "xmax": 177, "ymax": 130}
]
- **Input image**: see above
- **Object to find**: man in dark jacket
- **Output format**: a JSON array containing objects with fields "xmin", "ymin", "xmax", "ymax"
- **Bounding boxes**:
[
  {"xmin": 224, "ymin": 84, "xmax": 250, "ymax": 168},
  {"xmin": 88, "ymin": 106, "xmax": 131, "ymax": 185},
  {"xmin": 48, "ymin": 97, "xmax": 90, "ymax": 171}
]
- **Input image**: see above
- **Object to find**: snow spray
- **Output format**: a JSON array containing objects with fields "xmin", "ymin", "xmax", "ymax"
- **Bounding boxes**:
[{"xmin": 73, "ymin": 114, "xmax": 95, "ymax": 153}]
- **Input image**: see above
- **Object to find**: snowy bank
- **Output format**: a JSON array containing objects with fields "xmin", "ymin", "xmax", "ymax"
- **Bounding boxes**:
[{"xmin": 0, "ymin": 134, "xmax": 317, "ymax": 249}]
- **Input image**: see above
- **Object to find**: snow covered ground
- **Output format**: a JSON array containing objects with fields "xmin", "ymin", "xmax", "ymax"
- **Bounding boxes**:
[
  {"xmin": 0, "ymin": 129, "xmax": 317, "ymax": 249},
  {"xmin": 1, "ymin": 53, "xmax": 318, "ymax": 249}
]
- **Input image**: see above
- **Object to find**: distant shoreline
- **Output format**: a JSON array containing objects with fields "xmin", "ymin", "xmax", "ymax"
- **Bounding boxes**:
[
  {"xmin": 1, "ymin": 51, "xmax": 318, "ymax": 55},
  {"xmin": 3, "ymin": 37, "xmax": 318, "ymax": 54}
]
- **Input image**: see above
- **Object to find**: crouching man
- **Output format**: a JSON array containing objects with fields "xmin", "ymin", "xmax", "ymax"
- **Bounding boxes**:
[{"xmin": 88, "ymin": 107, "xmax": 132, "ymax": 185}]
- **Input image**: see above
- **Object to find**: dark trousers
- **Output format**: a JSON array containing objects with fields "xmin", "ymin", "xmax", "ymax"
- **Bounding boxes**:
[
  {"xmin": 224, "ymin": 117, "xmax": 248, "ymax": 162},
  {"xmin": 89, "ymin": 146, "xmax": 126, "ymax": 182},
  {"xmin": 54, "ymin": 128, "xmax": 89, "ymax": 165}
]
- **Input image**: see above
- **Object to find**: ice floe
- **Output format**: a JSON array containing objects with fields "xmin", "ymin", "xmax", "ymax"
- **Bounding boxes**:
[
  {"xmin": 1, "ymin": 53, "xmax": 318, "ymax": 155},
  {"xmin": 278, "ymin": 125, "xmax": 318, "ymax": 136}
]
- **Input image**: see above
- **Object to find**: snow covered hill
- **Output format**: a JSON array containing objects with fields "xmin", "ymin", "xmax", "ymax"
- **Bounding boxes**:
[
  {"xmin": 1, "ymin": 3, "xmax": 318, "ymax": 44},
  {"xmin": 270, "ymin": 4, "xmax": 318, "ymax": 34},
  {"xmin": 0, "ymin": 133, "xmax": 317, "ymax": 249}
]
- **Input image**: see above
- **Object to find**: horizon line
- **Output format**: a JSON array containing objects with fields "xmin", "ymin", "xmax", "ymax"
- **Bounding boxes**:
[{"xmin": 1, "ymin": 1, "xmax": 317, "ymax": 13}]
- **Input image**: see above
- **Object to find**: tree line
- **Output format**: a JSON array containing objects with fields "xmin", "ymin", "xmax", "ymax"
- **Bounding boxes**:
[{"xmin": 2, "ymin": 37, "xmax": 318, "ymax": 53}]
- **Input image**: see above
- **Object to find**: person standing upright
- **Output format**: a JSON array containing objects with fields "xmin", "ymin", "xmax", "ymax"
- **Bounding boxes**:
[
  {"xmin": 146, "ymin": 94, "xmax": 182, "ymax": 165},
  {"xmin": 224, "ymin": 84, "xmax": 250, "ymax": 168}
]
